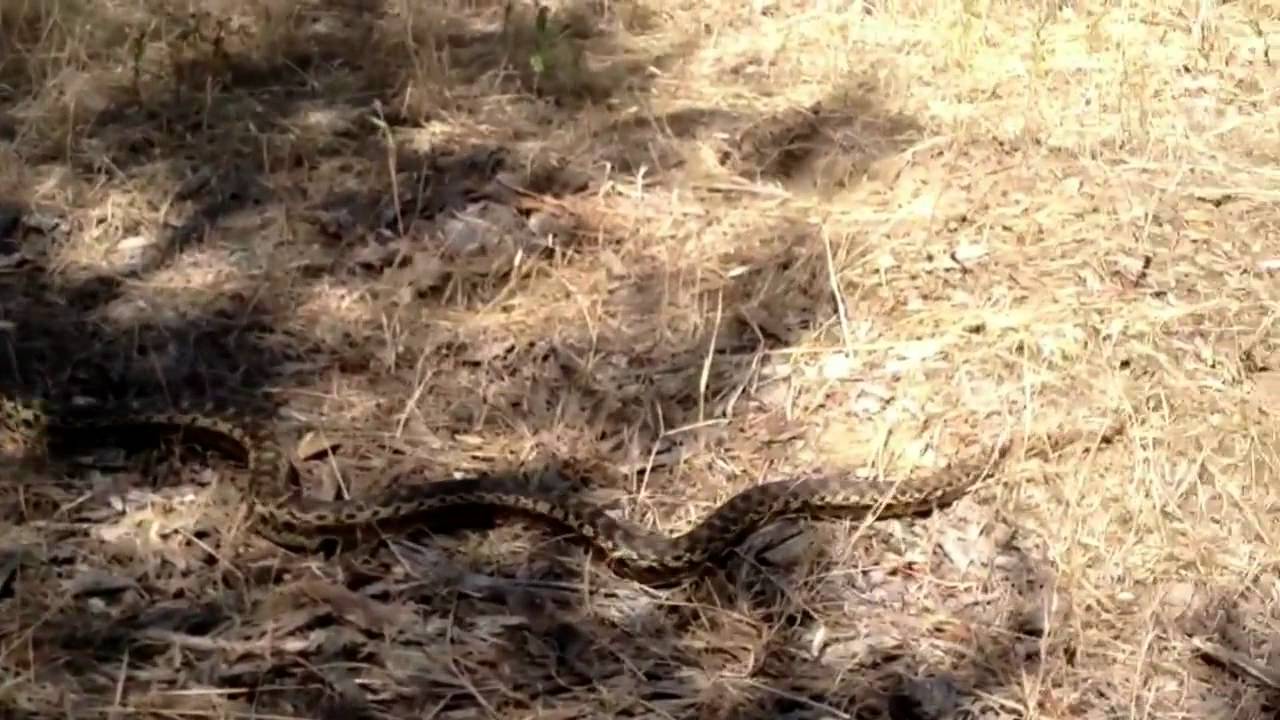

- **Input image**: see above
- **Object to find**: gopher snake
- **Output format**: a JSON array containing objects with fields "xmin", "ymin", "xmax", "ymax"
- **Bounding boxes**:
[{"xmin": 1, "ymin": 396, "xmax": 1123, "ymax": 581}]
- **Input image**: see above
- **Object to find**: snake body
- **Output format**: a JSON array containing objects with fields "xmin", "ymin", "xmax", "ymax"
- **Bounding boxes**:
[{"xmin": 1, "ymin": 395, "xmax": 1120, "ymax": 581}]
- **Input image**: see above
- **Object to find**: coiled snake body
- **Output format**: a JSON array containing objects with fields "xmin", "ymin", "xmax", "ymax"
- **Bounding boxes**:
[{"xmin": 1, "ymin": 396, "xmax": 1120, "ymax": 581}]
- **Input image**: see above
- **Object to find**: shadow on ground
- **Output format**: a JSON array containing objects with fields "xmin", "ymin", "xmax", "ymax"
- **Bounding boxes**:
[{"xmin": 0, "ymin": 477, "xmax": 1102, "ymax": 719}]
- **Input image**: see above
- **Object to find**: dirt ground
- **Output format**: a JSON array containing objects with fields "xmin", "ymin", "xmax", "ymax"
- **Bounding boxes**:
[{"xmin": 1, "ymin": 0, "xmax": 1279, "ymax": 717}]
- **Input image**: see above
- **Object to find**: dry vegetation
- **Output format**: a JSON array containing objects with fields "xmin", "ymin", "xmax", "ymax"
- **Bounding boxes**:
[{"xmin": 1, "ymin": 0, "xmax": 1279, "ymax": 717}]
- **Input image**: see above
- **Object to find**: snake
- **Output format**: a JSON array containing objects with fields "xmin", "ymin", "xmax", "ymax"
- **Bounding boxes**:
[{"xmin": 0, "ymin": 394, "xmax": 1124, "ymax": 582}]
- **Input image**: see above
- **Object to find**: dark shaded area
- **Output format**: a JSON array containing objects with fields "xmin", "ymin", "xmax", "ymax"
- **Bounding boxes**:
[
  {"xmin": 0, "ymin": 0, "xmax": 676, "ymax": 425},
  {"xmin": 1, "ymin": 0, "xmax": 684, "ymax": 288},
  {"xmin": 1, "ymin": 486, "xmax": 1095, "ymax": 719}
]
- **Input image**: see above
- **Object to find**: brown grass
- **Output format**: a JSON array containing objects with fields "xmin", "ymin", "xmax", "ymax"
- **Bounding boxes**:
[{"xmin": 2, "ymin": 0, "xmax": 1280, "ymax": 717}]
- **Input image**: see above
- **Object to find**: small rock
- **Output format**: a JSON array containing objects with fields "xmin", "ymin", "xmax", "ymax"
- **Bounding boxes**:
[
  {"xmin": 951, "ymin": 243, "xmax": 988, "ymax": 264},
  {"xmin": 110, "ymin": 234, "xmax": 162, "ymax": 271}
]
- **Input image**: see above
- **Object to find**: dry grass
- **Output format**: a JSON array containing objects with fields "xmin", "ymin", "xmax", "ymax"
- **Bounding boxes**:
[{"xmin": 1, "ymin": 0, "xmax": 1279, "ymax": 717}]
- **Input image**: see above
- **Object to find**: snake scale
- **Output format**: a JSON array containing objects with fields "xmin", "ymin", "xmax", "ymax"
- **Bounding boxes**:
[{"xmin": 1, "ymin": 395, "xmax": 1122, "ymax": 581}]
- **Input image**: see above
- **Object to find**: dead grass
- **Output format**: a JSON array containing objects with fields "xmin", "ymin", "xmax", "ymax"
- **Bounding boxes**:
[{"xmin": 2, "ymin": 0, "xmax": 1280, "ymax": 717}]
